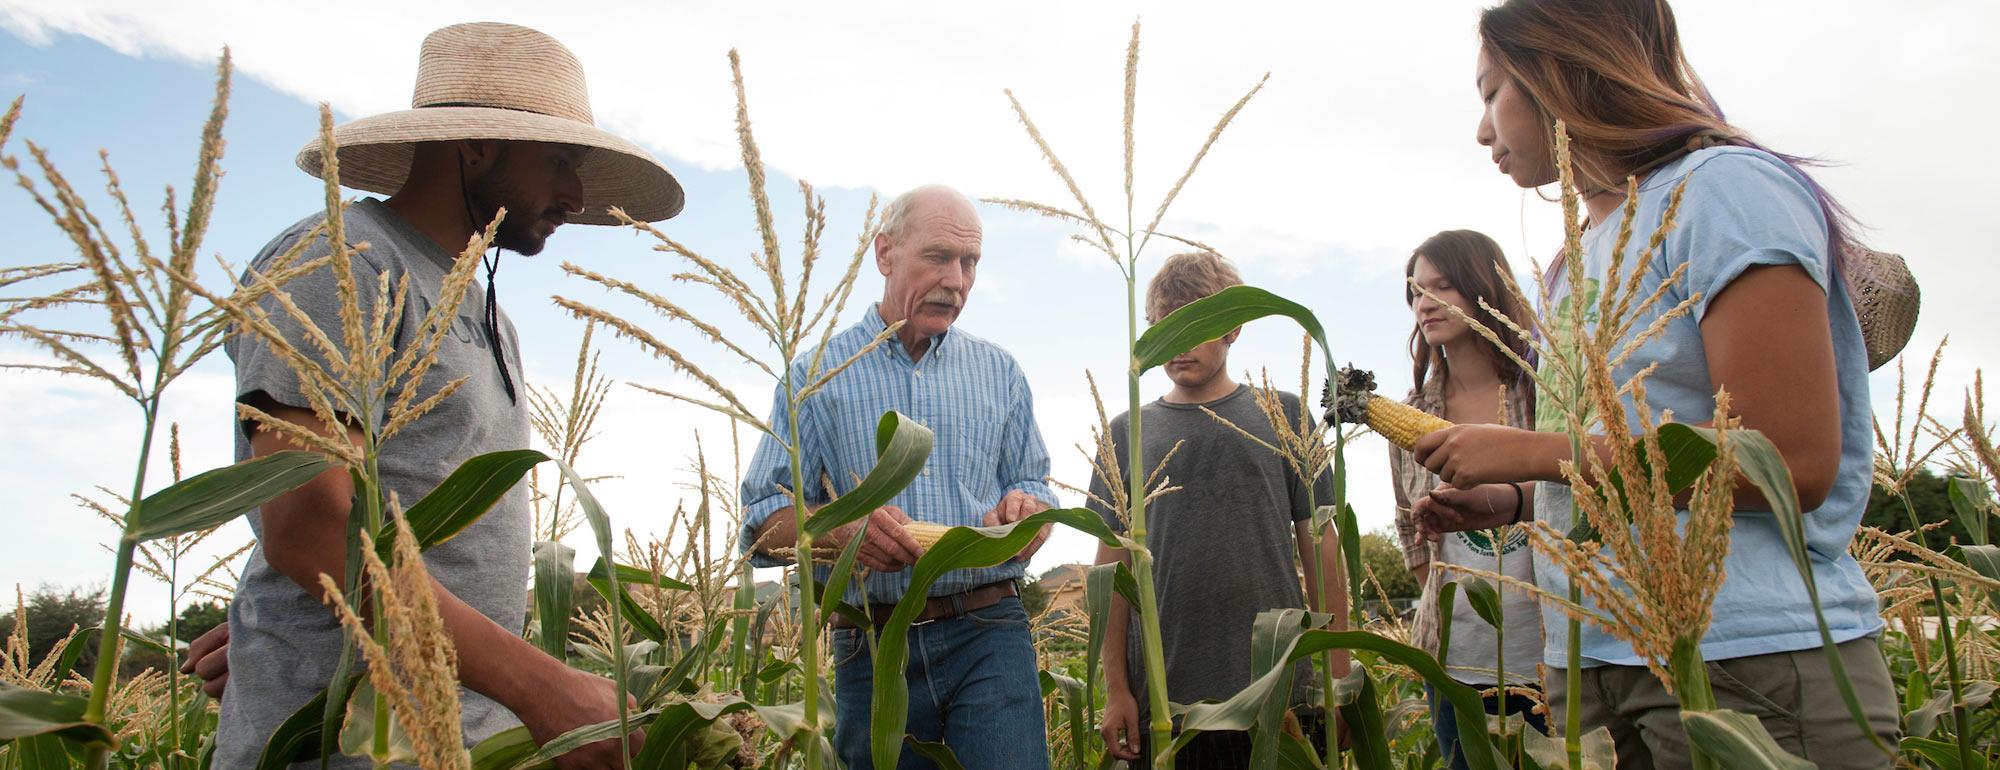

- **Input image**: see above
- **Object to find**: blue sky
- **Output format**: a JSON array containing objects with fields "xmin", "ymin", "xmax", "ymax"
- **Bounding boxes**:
[{"xmin": 2, "ymin": 2, "xmax": 1995, "ymax": 624}]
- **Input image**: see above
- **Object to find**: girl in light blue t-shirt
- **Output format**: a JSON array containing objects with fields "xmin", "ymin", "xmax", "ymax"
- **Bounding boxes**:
[{"xmin": 1407, "ymin": 0, "xmax": 1899, "ymax": 766}]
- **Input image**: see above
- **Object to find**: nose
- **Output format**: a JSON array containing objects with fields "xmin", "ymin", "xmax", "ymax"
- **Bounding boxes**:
[
  {"xmin": 555, "ymin": 166, "xmax": 584, "ymax": 215},
  {"xmin": 939, "ymin": 259, "xmax": 968, "ymax": 292},
  {"xmin": 1476, "ymin": 110, "xmax": 1495, "ymax": 148}
]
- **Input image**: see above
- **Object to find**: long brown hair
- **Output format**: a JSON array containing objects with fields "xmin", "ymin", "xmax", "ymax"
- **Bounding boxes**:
[
  {"xmin": 1479, "ymin": 0, "xmax": 1852, "ymax": 256},
  {"xmin": 1406, "ymin": 230, "xmax": 1534, "ymax": 413}
]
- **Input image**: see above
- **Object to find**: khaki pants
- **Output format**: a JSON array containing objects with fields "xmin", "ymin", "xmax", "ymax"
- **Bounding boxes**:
[{"xmin": 1547, "ymin": 637, "xmax": 1900, "ymax": 770}]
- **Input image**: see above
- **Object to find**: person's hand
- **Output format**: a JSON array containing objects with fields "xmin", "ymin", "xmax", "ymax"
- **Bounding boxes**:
[
  {"xmin": 518, "ymin": 667, "xmax": 644, "ymax": 770},
  {"xmin": 180, "ymin": 622, "xmax": 230, "ymax": 699},
  {"xmin": 1411, "ymin": 484, "xmax": 1518, "ymax": 537},
  {"xmin": 1413, "ymin": 424, "xmax": 1555, "ymax": 488},
  {"xmin": 982, "ymin": 490, "xmax": 1050, "ymax": 562},
  {"xmin": 831, "ymin": 505, "xmax": 924, "ymax": 573},
  {"xmin": 1099, "ymin": 686, "xmax": 1142, "ymax": 761}
]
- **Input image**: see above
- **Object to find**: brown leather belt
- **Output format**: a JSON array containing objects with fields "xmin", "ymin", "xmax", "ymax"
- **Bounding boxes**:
[{"xmin": 828, "ymin": 580, "xmax": 1020, "ymax": 629}]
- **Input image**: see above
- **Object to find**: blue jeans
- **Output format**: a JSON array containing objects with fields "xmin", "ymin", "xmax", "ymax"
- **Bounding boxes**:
[
  {"xmin": 1426, "ymin": 683, "xmax": 1547, "ymax": 770},
  {"xmin": 830, "ymin": 596, "xmax": 1050, "ymax": 770}
]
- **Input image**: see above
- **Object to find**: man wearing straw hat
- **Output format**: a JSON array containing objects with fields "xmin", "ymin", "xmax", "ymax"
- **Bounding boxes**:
[{"xmin": 202, "ymin": 22, "xmax": 681, "ymax": 769}]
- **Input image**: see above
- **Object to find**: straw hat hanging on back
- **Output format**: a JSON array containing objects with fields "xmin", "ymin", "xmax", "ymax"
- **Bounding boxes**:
[
  {"xmin": 296, "ymin": 22, "xmax": 683, "ymax": 224},
  {"xmin": 1844, "ymin": 244, "xmax": 1921, "ymax": 371}
]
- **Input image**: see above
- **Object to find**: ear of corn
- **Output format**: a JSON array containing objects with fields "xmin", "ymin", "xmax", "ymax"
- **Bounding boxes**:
[
  {"xmin": 903, "ymin": 521, "xmax": 951, "ymax": 552},
  {"xmin": 1365, "ymin": 395, "xmax": 1455, "ymax": 452},
  {"xmin": 1324, "ymin": 365, "xmax": 1455, "ymax": 451}
]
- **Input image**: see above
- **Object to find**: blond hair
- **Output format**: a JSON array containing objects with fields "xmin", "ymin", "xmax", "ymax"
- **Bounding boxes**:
[{"xmin": 1146, "ymin": 251, "xmax": 1241, "ymax": 322}]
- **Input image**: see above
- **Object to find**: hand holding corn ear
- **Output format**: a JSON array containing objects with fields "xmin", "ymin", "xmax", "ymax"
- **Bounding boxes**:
[{"xmin": 1322, "ymin": 365, "xmax": 1455, "ymax": 451}]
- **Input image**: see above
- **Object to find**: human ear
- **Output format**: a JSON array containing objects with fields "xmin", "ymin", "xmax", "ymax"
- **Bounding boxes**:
[{"xmin": 874, "ymin": 233, "xmax": 894, "ymax": 276}]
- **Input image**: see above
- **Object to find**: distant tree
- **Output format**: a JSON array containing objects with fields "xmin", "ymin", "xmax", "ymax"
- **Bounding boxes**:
[
  {"xmin": 1866, "ymin": 469, "xmax": 1980, "ymax": 547},
  {"xmin": 172, "ymin": 600, "xmax": 229, "ymax": 642},
  {"xmin": 1021, "ymin": 579, "xmax": 1050, "ymax": 618},
  {"xmin": 1360, "ymin": 529, "xmax": 1421, "ymax": 603},
  {"xmin": 0, "ymin": 585, "xmax": 107, "ymax": 676}
]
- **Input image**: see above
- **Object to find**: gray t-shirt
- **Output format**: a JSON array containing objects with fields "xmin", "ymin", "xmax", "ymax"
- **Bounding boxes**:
[
  {"xmin": 214, "ymin": 199, "xmax": 532, "ymax": 768},
  {"xmin": 1086, "ymin": 385, "xmax": 1331, "ymax": 715}
]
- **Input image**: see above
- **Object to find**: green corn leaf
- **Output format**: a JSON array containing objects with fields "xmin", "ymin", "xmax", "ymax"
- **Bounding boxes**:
[
  {"xmin": 467, "ymin": 727, "xmax": 538, "ymax": 770},
  {"xmin": 1680, "ymin": 709, "xmax": 1814, "ymax": 769},
  {"xmin": 1733, "ymin": 427, "xmax": 1889, "ymax": 757},
  {"xmin": 1435, "ymin": 580, "xmax": 1458, "ymax": 668},
  {"xmin": 600, "ymin": 561, "xmax": 696, "ymax": 592},
  {"xmin": 1083, "ymin": 560, "xmax": 1133, "ymax": 752},
  {"xmin": 1242, "ymin": 608, "xmax": 1334, "ymax": 770},
  {"xmin": 1171, "ymin": 627, "xmax": 1512, "ymax": 770},
  {"xmin": 1902, "ymin": 736, "xmax": 1991, "ymax": 770},
  {"xmin": 0, "ymin": 683, "xmax": 113, "ymax": 745},
  {"xmin": 336, "ymin": 680, "xmax": 415, "ymax": 764},
  {"xmin": 1950, "ymin": 475, "xmax": 1995, "ymax": 547},
  {"xmin": 387, "ymin": 449, "xmax": 548, "ymax": 555},
  {"xmin": 902, "ymin": 736, "xmax": 969, "ymax": 770},
  {"xmin": 1570, "ymin": 423, "xmax": 1717, "ymax": 543},
  {"xmin": 129, "ymin": 450, "xmax": 330, "ymax": 542},
  {"xmin": 586, "ymin": 558, "xmax": 669, "ymax": 643},
  {"xmin": 7, "ymin": 733, "xmax": 82, "ymax": 769},
  {"xmin": 801, "ymin": 410, "xmax": 935, "ymax": 540},
  {"xmin": 648, "ymin": 616, "xmax": 733, "ymax": 703},
  {"xmin": 1462, "ymin": 577, "xmax": 1503, "ymax": 631},
  {"xmin": 532, "ymin": 541, "xmax": 576, "ymax": 660},
  {"xmin": 252, "ymin": 678, "xmax": 357, "ymax": 770},
  {"xmin": 869, "ymin": 507, "xmax": 1123, "ymax": 769},
  {"xmin": 477, "ymin": 707, "xmax": 662, "ymax": 770},
  {"xmin": 631, "ymin": 698, "xmax": 760, "ymax": 770},
  {"xmin": 1908, "ymin": 681, "xmax": 1998, "ymax": 739},
  {"xmin": 1520, "ymin": 725, "xmax": 1614, "ymax": 770},
  {"xmin": 1039, "ymin": 670, "xmax": 1089, "ymax": 770},
  {"xmin": 552, "ymin": 459, "xmax": 637, "ymax": 769},
  {"xmin": 1958, "ymin": 544, "xmax": 2000, "ymax": 610},
  {"xmin": 52, "ymin": 625, "xmax": 183, "ymax": 681},
  {"xmin": 1331, "ymin": 668, "xmax": 1393, "ymax": 770},
  {"xmin": 816, "ymin": 516, "xmax": 872, "ymax": 622},
  {"xmin": 1336, "ymin": 503, "xmax": 1365, "ymax": 616},
  {"xmin": 1132, "ymin": 286, "xmax": 1327, "ymax": 374}
]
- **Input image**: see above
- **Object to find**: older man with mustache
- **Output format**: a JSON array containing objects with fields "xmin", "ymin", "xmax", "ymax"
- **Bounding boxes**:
[{"xmin": 740, "ymin": 184, "xmax": 1058, "ymax": 768}]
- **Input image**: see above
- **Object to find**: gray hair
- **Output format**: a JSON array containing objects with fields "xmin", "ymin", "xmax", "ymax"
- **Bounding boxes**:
[{"xmin": 878, "ymin": 184, "xmax": 975, "ymax": 244}]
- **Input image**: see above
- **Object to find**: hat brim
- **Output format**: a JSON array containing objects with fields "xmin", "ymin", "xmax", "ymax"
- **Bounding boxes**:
[{"xmin": 295, "ymin": 106, "xmax": 684, "ymax": 225}]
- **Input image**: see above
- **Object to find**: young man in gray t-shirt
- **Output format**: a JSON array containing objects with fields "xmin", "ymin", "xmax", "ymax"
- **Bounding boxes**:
[{"xmin": 1087, "ymin": 251, "xmax": 1345, "ymax": 768}]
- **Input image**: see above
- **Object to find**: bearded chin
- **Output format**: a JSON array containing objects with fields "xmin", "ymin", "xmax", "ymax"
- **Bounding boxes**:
[{"xmin": 494, "ymin": 216, "xmax": 546, "ymax": 256}]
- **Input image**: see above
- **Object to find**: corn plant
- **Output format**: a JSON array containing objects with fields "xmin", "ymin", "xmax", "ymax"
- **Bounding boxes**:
[{"xmin": 0, "ymin": 51, "xmax": 337, "ymax": 770}]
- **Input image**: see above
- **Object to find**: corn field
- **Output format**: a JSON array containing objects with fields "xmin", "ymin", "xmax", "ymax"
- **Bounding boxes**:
[{"xmin": 2, "ymin": 22, "xmax": 1997, "ymax": 770}]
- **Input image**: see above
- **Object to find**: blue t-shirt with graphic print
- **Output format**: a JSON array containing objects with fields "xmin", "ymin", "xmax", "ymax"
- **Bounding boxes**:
[{"xmin": 1533, "ymin": 146, "xmax": 1883, "ymax": 667}]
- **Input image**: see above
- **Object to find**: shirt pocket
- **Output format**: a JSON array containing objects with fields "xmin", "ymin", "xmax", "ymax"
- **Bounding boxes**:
[{"xmin": 940, "ymin": 393, "xmax": 1010, "ymax": 488}]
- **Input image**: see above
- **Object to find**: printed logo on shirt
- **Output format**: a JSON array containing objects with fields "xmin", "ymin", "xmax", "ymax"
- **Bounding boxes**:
[{"xmin": 1457, "ymin": 526, "xmax": 1528, "ymax": 557}]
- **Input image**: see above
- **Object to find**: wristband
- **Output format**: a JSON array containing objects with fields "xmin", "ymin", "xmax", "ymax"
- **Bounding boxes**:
[{"xmin": 1507, "ymin": 482, "xmax": 1526, "ymax": 525}]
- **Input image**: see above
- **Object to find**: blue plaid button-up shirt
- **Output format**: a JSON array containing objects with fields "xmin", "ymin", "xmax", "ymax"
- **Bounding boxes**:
[{"xmin": 738, "ymin": 304, "xmax": 1059, "ymax": 604}]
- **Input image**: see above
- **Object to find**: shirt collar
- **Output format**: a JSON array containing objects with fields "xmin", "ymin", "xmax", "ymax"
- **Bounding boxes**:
[{"xmin": 868, "ymin": 302, "xmax": 949, "ymax": 362}]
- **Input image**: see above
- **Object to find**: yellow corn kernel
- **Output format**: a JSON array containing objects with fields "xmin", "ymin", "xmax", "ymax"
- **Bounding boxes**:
[{"xmin": 1365, "ymin": 395, "xmax": 1455, "ymax": 451}]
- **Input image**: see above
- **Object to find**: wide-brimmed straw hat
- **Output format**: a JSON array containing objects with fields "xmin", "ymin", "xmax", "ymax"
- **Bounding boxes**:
[{"xmin": 296, "ymin": 22, "xmax": 683, "ymax": 224}]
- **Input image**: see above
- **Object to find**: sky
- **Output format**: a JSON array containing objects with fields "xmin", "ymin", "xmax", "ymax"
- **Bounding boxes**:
[{"xmin": 1, "ymin": 0, "xmax": 1995, "ymax": 626}]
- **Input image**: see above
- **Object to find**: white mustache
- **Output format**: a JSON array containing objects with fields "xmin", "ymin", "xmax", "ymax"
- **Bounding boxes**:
[{"xmin": 922, "ymin": 293, "xmax": 962, "ymax": 308}]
